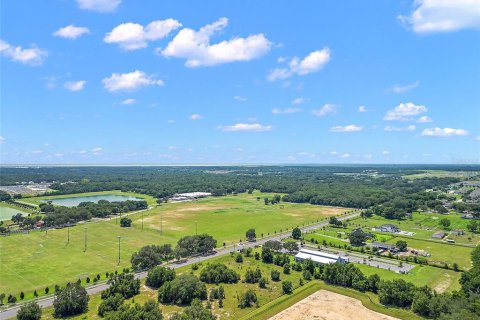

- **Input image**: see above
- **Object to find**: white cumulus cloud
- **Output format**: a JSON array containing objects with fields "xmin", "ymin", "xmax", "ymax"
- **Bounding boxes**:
[
  {"xmin": 121, "ymin": 98, "xmax": 136, "ymax": 105},
  {"xmin": 77, "ymin": 0, "xmax": 121, "ymax": 12},
  {"xmin": 221, "ymin": 123, "xmax": 272, "ymax": 132},
  {"xmin": 272, "ymin": 107, "xmax": 301, "ymax": 114},
  {"xmin": 64, "ymin": 80, "xmax": 86, "ymax": 91},
  {"xmin": 0, "ymin": 39, "xmax": 47, "ymax": 65},
  {"xmin": 384, "ymin": 102, "xmax": 427, "ymax": 121},
  {"xmin": 161, "ymin": 17, "xmax": 271, "ymax": 67},
  {"xmin": 102, "ymin": 70, "xmax": 164, "ymax": 92},
  {"xmin": 384, "ymin": 125, "xmax": 416, "ymax": 132},
  {"xmin": 390, "ymin": 80, "xmax": 420, "ymax": 93},
  {"xmin": 358, "ymin": 105, "xmax": 367, "ymax": 113},
  {"xmin": 53, "ymin": 25, "xmax": 90, "ymax": 39},
  {"xmin": 312, "ymin": 104, "xmax": 336, "ymax": 117},
  {"xmin": 418, "ymin": 116, "xmax": 433, "ymax": 123},
  {"xmin": 330, "ymin": 125, "xmax": 363, "ymax": 133},
  {"xmin": 267, "ymin": 48, "xmax": 330, "ymax": 81},
  {"xmin": 399, "ymin": 0, "xmax": 480, "ymax": 33},
  {"xmin": 190, "ymin": 114, "xmax": 203, "ymax": 120},
  {"xmin": 421, "ymin": 127, "xmax": 469, "ymax": 137},
  {"xmin": 292, "ymin": 97, "xmax": 306, "ymax": 105},
  {"xmin": 104, "ymin": 19, "xmax": 182, "ymax": 50}
]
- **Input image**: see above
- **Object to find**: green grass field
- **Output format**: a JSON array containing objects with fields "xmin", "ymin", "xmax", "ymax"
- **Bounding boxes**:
[
  {"xmin": 0, "ymin": 192, "xmax": 346, "ymax": 296},
  {"xmin": 37, "ymin": 250, "xmax": 421, "ymax": 320}
]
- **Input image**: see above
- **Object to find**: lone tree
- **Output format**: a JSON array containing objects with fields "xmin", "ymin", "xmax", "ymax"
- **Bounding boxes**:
[
  {"xmin": 17, "ymin": 301, "xmax": 42, "ymax": 320},
  {"xmin": 120, "ymin": 217, "xmax": 132, "ymax": 227},
  {"xmin": 53, "ymin": 283, "xmax": 89, "ymax": 318},
  {"xmin": 292, "ymin": 227, "xmax": 302, "ymax": 240},
  {"xmin": 329, "ymin": 216, "xmax": 342, "ymax": 227},
  {"xmin": 439, "ymin": 218, "xmax": 451, "ymax": 229},
  {"xmin": 396, "ymin": 240, "xmax": 408, "ymax": 252},
  {"xmin": 349, "ymin": 229, "xmax": 369, "ymax": 246},
  {"xmin": 282, "ymin": 281, "xmax": 293, "ymax": 294},
  {"xmin": 246, "ymin": 228, "xmax": 256, "ymax": 242},
  {"xmin": 283, "ymin": 241, "xmax": 299, "ymax": 254}
]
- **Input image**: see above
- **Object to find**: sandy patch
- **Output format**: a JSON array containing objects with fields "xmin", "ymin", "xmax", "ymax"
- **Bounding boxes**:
[
  {"xmin": 433, "ymin": 273, "xmax": 451, "ymax": 293},
  {"xmin": 268, "ymin": 289, "xmax": 398, "ymax": 320},
  {"xmin": 175, "ymin": 205, "xmax": 227, "ymax": 212}
]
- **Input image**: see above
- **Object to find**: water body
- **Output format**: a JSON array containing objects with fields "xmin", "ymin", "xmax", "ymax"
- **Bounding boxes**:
[
  {"xmin": 0, "ymin": 206, "xmax": 27, "ymax": 221},
  {"xmin": 44, "ymin": 194, "xmax": 143, "ymax": 207}
]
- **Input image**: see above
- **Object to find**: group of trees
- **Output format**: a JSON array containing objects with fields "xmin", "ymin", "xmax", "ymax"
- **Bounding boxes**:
[
  {"xmin": 174, "ymin": 234, "xmax": 217, "ymax": 258},
  {"xmin": 199, "ymin": 263, "xmax": 240, "ymax": 284},
  {"xmin": 158, "ymin": 274, "xmax": 208, "ymax": 305},
  {"xmin": 131, "ymin": 244, "xmax": 173, "ymax": 271},
  {"xmin": 41, "ymin": 200, "xmax": 147, "ymax": 227}
]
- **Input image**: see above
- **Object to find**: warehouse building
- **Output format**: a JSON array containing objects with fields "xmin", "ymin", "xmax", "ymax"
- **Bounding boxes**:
[{"xmin": 294, "ymin": 248, "xmax": 349, "ymax": 264}]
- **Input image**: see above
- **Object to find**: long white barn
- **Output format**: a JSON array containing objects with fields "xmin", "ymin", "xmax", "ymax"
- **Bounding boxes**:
[{"xmin": 295, "ymin": 248, "xmax": 349, "ymax": 264}]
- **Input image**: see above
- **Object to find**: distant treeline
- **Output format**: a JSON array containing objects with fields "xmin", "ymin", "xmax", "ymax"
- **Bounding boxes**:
[
  {"xmin": 0, "ymin": 166, "xmax": 473, "ymax": 214},
  {"xmin": 41, "ymin": 200, "xmax": 147, "ymax": 227}
]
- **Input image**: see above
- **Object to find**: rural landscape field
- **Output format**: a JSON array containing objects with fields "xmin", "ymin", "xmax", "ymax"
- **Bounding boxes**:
[{"xmin": 1, "ymin": 0, "xmax": 479, "ymax": 319}]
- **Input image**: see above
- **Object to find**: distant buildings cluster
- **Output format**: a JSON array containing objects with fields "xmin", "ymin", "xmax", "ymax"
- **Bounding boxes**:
[{"xmin": 170, "ymin": 192, "xmax": 212, "ymax": 202}]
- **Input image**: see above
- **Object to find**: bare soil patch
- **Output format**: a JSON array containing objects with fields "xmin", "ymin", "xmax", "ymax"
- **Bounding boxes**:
[{"xmin": 268, "ymin": 289, "xmax": 398, "ymax": 320}]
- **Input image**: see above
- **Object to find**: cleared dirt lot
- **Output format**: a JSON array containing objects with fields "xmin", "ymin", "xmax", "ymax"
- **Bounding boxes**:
[{"xmin": 268, "ymin": 289, "xmax": 398, "ymax": 320}]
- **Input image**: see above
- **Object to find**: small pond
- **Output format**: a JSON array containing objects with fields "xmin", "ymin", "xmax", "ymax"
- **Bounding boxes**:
[
  {"xmin": 0, "ymin": 206, "xmax": 27, "ymax": 221},
  {"xmin": 43, "ymin": 194, "xmax": 143, "ymax": 207}
]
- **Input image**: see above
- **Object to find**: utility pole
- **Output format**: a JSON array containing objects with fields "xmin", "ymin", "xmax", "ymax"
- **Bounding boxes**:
[
  {"xmin": 84, "ymin": 227, "xmax": 87, "ymax": 252},
  {"xmin": 67, "ymin": 226, "xmax": 70, "ymax": 244},
  {"xmin": 117, "ymin": 236, "xmax": 121, "ymax": 265}
]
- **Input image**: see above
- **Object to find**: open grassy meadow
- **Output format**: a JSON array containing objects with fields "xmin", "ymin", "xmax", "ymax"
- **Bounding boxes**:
[{"xmin": 0, "ymin": 192, "xmax": 345, "ymax": 296}]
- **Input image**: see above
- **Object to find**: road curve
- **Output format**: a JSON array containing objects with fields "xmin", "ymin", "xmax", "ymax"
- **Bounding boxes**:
[{"xmin": 0, "ymin": 213, "xmax": 360, "ymax": 319}]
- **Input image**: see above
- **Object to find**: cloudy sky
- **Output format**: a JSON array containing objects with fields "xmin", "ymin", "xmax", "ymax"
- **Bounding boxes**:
[{"xmin": 1, "ymin": 0, "xmax": 479, "ymax": 164}]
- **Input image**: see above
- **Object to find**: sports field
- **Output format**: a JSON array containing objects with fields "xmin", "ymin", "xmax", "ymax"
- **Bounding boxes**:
[{"xmin": 0, "ymin": 192, "xmax": 345, "ymax": 296}]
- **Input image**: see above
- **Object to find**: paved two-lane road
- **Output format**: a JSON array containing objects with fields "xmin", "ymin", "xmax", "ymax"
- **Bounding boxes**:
[{"xmin": 0, "ymin": 212, "xmax": 360, "ymax": 319}]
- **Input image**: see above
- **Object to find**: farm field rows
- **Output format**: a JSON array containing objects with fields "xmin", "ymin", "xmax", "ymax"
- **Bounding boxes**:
[{"xmin": 0, "ymin": 192, "xmax": 346, "ymax": 295}]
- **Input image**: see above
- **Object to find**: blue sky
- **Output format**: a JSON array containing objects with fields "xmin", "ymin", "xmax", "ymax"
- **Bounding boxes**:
[{"xmin": 1, "ymin": 0, "xmax": 479, "ymax": 165}]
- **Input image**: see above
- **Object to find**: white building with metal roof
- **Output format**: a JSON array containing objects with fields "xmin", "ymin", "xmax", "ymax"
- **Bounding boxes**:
[{"xmin": 295, "ymin": 248, "xmax": 349, "ymax": 264}]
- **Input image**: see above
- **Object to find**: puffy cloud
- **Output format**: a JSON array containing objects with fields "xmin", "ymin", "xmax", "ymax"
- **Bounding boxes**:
[
  {"xmin": 0, "ymin": 39, "xmax": 47, "ymax": 65},
  {"xmin": 272, "ymin": 107, "xmax": 301, "ymax": 114},
  {"xmin": 390, "ymin": 80, "xmax": 419, "ymax": 93},
  {"xmin": 221, "ymin": 123, "xmax": 272, "ymax": 132},
  {"xmin": 0, "ymin": 136, "xmax": 5, "ymax": 144},
  {"xmin": 398, "ymin": 0, "xmax": 480, "ymax": 33},
  {"xmin": 76, "ymin": 0, "xmax": 121, "ymax": 12},
  {"xmin": 267, "ymin": 48, "xmax": 330, "ymax": 81},
  {"xmin": 104, "ymin": 19, "xmax": 181, "ymax": 50},
  {"xmin": 330, "ymin": 125, "xmax": 363, "ymax": 132},
  {"xmin": 161, "ymin": 17, "xmax": 271, "ymax": 67},
  {"xmin": 64, "ymin": 80, "xmax": 86, "ymax": 91},
  {"xmin": 421, "ymin": 127, "xmax": 469, "ymax": 137},
  {"xmin": 418, "ymin": 116, "xmax": 433, "ymax": 123},
  {"xmin": 382, "ymin": 150, "xmax": 390, "ymax": 155},
  {"xmin": 234, "ymin": 95, "xmax": 247, "ymax": 102},
  {"xmin": 102, "ymin": 70, "xmax": 164, "ymax": 92},
  {"xmin": 312, "ymin": 104, "xmax": 336, "ymax": 117},
  {"xmin": 292, "ymin": 97, "xmax": 306, "ymax": 105},
  {"xmin": 384, "ymin": 102, "xmax": 427, "ymax": 121},
  {"xmin": 91, "ymin": 147, "xmax": 103, "ymax": 155},
  {"xmin": 190, "ymin": 114, "xmax": 203, "ymax": 120},
  {"xmin": 384, "ymin": 125, "xmax": 416, "ymax": 132},
  {"xmin": 53, "ymin": 25, "xmax": 90, "ymax": 39},
  {"xmin": 358, "ymin": 105, "xmax": 367, "ymax": 113},
  {"xmin": 121, "ymin": 98, "xmax": 136, "ymax": 105}
]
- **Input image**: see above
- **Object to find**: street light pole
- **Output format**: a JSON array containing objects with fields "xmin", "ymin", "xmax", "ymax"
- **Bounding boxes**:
[
  {"xmin": 84, "ymin": 227, "xmax": 87, "ymax": 252},
  {"xmin": 117, "ymin": 236, "xmax": 121, "ymax": 265}
]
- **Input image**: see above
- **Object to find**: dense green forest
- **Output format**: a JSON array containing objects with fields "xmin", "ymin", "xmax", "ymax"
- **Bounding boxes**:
[{"xmin": 1, "ymin": 166, "xmax": 478, "ymax": 217}]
